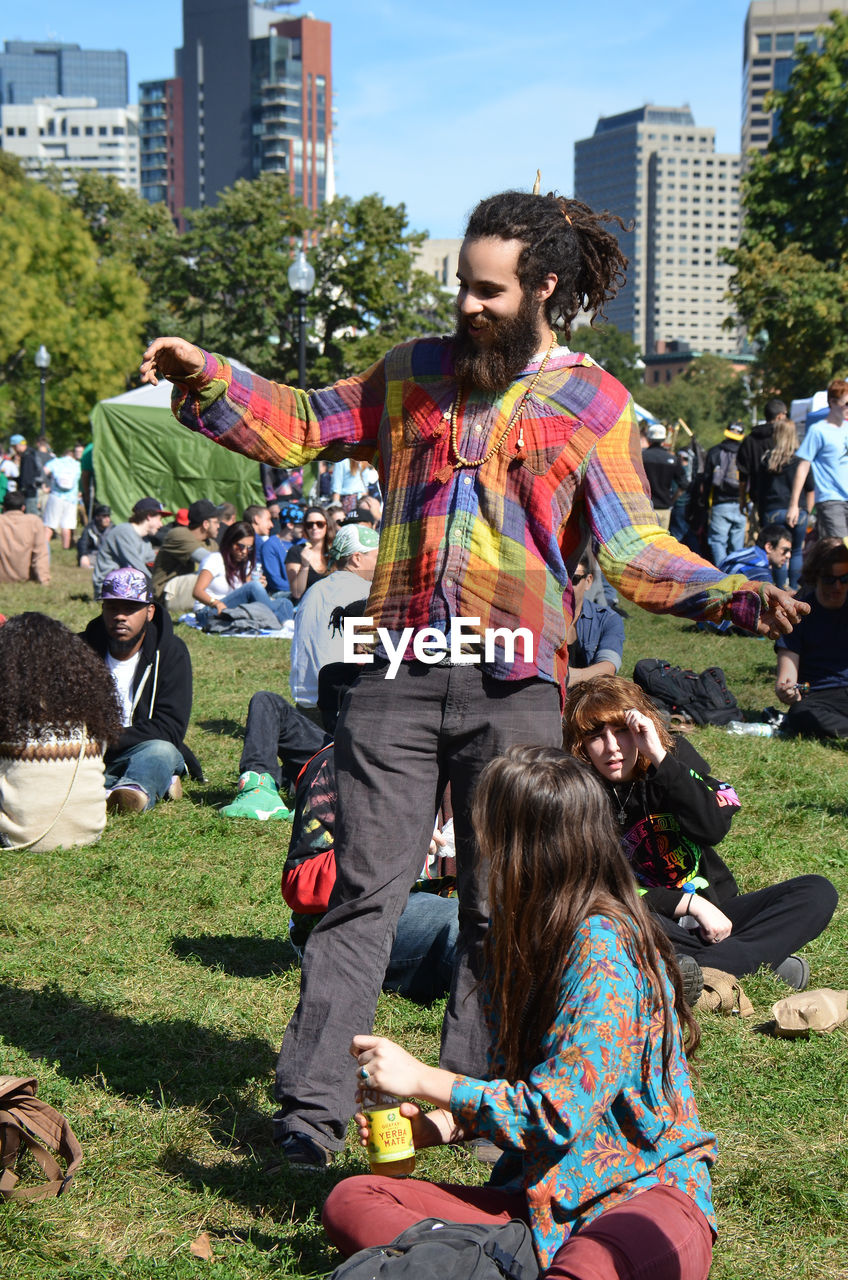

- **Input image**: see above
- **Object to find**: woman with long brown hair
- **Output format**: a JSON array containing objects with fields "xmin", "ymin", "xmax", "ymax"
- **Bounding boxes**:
[
  {"xmin": 323, "ymin": 747, "xmax": 716, "ymax": 1280},
  {"xmin": 563, "ymin": 675, "xmax": 836, "ymax": 991},
  {"xmin": 758, "ymin": 416, "xmax": 812, "ymax": 588}
]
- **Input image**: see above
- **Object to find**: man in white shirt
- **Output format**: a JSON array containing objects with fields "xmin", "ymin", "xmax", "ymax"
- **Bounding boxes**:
[{"xmin": 82, "ymin": 567, "xmax": 200, "ymax": 811}]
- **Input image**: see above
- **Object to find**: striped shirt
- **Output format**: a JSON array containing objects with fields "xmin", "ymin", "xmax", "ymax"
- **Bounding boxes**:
[{"xmin": 172, "ymin": 338, "xmax": 759, "ymax": 692}]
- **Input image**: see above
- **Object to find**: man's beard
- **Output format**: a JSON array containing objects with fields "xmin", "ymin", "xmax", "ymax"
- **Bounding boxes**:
[
  {"xmin": 452, "ymin": 293, "xmax": 544, "ymax": 394},
  {"xmin": 107, "ymin": 627, "xmax": 146, "ymax": 659}
]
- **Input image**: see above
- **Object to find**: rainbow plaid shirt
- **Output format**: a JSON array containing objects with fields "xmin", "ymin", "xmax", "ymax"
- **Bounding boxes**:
[{"xmin": 172, "ymin": 338, "xmax": 759, "ymax": 693}]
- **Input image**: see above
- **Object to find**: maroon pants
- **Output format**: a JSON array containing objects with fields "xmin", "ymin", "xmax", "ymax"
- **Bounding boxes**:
[{"xmin": 323, "ymin": 1175, "xmax": 713, "ymax": 1280}]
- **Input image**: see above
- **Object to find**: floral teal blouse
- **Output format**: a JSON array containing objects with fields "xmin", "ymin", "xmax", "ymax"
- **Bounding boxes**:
[{"xmin": 450, "ymin": 915, "xmax": 716, "ymax": 1269}]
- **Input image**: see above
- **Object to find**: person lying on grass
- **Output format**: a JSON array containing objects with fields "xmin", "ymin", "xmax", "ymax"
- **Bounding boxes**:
[
  {"xmin": 324, "ymin": 747, "xmax": 715, "ymax": 1280},
  {"xmin": 563, "ymin": 675, "xmax": 837, "ymax": 993}
]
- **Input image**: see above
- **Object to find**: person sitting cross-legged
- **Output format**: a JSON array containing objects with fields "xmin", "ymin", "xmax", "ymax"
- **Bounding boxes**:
[
  {"xmin": 82, "ymin": 567, "xmax": 203, "ymax": 812},
  {"xmin": 563, "ymin": 675, "xmax": 838, "ymax": 993}
]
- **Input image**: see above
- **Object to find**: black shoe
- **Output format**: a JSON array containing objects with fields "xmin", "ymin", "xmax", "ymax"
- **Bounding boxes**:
[
  {"xmin": 677, "ymin": 955, "xmax": 704, "ymax": 1006},
  {"xmin": 775, "ymin": 954, "xmax": 810, "ymax": 991},
  {"xmin": 276, "ymin": 1129, "xmax": 332, "ymax": 1171}
]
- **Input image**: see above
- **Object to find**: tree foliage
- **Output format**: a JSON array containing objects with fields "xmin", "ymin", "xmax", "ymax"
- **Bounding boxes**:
[
  {"xmin": 636, "ymin": 355, "xmax": 751, "ymax": 448},
  {"xmin": 167, "ymin": 175, "xmax": 453, "ymax": 384},
  {"xmin": 726, "ymin": 11, "xmax": 848, "ymax": 398},
  {"xmin": 570, "ymin": 322, "xmax": 643, "ymax": 394},
  {"xmin": 0, "ymin": 156, "xmax": 147, "ymax": 449},
  {"xmin": 64, "ymin": 171, "xmax": 181, "ymax": 338}
]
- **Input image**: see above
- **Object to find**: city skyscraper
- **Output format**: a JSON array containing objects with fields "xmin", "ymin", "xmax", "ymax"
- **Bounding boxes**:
[
  {"xmin": 574, "ymin": 106, "xmax": 740, "ymax": 355},
  {"xmin": 177, "ymin": 0, "xmax": 332, "ymax": 210},
  {"xmin": 138, "ymin": 78, "xmax": 185, "ymax": 224},
  {"xmin": 742, "ymin": 1, "xmax": 848, "ymax": 156},
  {"xmin": 0, "ymin": 41, "xmax": 128, "ymax": 108}
]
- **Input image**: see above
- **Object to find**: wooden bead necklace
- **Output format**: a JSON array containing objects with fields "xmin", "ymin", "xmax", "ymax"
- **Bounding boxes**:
[{"xmin": 434, "ymin": 334, "xmax": 559, "ymax": 484}]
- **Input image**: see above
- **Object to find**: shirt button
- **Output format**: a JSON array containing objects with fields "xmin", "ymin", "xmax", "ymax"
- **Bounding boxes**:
[
  {"xmin": 445, "ymin": 576, "xmax": 453, "ymax": 586},
  {"xmin": 474, "ymin": 424, "xmax": 482, "ymax": 434},
  {"xmin": 463, "ymin": 476, "xmax": 471, "ymax": 486}
]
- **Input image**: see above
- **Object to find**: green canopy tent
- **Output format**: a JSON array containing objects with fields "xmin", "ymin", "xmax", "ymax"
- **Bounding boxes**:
[{"xmin": 89, "ymin": 375, "xmax": 265, "ymax": 522}]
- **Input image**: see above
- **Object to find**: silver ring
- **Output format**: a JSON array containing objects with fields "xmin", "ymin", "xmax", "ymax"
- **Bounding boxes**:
[{"xmin": 359, "ymin": 1066, "xmax": 370, "ymax": 1082}]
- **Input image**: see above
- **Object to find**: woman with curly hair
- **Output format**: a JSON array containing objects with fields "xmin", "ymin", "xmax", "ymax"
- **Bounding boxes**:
[
  {"xmin": 563, "ymin": 675, "xmax": 837, "ymax": 992},
  {"xmin": 0, "ymin": 612, "xmax": 122, "ymax": 851},
  {"xmin": 193, "ymin": 520, "xmax": 293, "ymax": 627},
  {"xmin": 326, "ymin": 749, "xmax": 715, "ymax": 1280}
]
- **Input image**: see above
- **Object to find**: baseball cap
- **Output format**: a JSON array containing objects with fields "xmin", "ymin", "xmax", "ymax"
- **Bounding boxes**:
[
  {"xmin": 279, "ymin": 503, "xmax": 303, "ymax": 524},
  {"xmin": 329, "ymin": 523, "xmax": 380, "ymax": 562},
  {"xmin": 645, "ymin": 423, "xmax": 667, "ymax": 442},
  {"xmin": 101, "ymin": 567, "xmax": 153, "ymax": 604},
  {"xmin": 187, "ymin": 499, "xmax": 220, "ymax": 526},
  {"xmin": 132, "ymin": 496, "xmax": 172, "ymax": 518},
  {"xmin": 10, "ymin": 434, "xmax": 25, "ymax": 446},
  {"xmin": 724, "ymin": 423, "xmax": 745, "ymax": 441},
  {"xmin": 93, "ymin": 503, "xmax": 111, "ymax": 518},
  {"xmin": 175, "ymin": 508, "xmax": 190, "ymax": 526}
]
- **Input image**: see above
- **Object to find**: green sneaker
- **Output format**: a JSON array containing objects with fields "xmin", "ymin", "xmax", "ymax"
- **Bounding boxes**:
[{"xmin": 220, "ymin": 771, "xmax": 294, "ymax": 821}]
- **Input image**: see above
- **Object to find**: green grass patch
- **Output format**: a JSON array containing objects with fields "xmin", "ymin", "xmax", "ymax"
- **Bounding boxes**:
[{"xmin": 1, "ymin": 552, "xmax": 847, "ymax": 1276}]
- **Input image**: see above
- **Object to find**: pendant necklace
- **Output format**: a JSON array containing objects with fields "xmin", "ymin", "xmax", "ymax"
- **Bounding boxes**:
[
  {"xmin": 433, "ymin": 334, "xmax": 558, "ymax": 484},
  {"xmin": 612, "ymin": 780, "xmax": 637, "ymax": 825}
]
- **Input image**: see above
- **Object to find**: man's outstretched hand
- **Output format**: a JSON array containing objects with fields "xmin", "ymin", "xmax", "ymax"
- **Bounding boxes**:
[
  {"xmin": 754, "ymin": 582, "xmax": 809, "ymax": 639},
  {"xmin": 140, "ymin": 337, "xmax": 204, "ymax": 386}
]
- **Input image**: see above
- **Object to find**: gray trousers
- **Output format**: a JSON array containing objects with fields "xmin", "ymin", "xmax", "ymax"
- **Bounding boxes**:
[{"xmin": 273, "ymin": 659, "xmax": 562, "ymax": 1150}]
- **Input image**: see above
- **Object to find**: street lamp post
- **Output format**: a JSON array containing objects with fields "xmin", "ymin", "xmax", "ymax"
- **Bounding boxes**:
[
  {"xmin": 34, "ymin": 344, "xmax": 51, "ymax": 436},
  {"xmin": 287, "ymin": 250, "xmax": 315, "ymax": 388}
]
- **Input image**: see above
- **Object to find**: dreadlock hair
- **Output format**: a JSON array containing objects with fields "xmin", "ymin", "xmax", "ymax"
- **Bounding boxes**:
[
  {"xmin": 474, "ymin": 746, "xmax": 700, "ymax": 1100},
  {"xmin": 464, "ymin": 191, "xmax": 629, "ymax": 339}
]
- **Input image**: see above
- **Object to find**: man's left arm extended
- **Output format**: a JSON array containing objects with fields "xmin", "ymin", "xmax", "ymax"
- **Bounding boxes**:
[{"xmin": 583, "ymin": 401, "xmax": 807, "ymax": 639}]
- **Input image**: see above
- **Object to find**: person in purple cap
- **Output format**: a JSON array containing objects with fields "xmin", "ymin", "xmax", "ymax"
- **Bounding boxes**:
[
  {"xmin": 82, "ymin": 566, "xmax": 201, "ymax": 812},
  {"xmin": 92, "ymin": 497, "xmax": 171, "ymax": 599}
]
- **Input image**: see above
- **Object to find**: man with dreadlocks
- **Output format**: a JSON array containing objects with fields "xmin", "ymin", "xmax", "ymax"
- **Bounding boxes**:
[{"xmin": 142, "ymin": 189, "xmax": 805, "ymax": 1170}]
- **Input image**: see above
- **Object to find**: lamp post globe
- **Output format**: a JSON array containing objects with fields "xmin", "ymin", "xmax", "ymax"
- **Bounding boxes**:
[
  {"xmin": 34, "ymin": 345, "xmax": 51, "ymax": 435},
  {"xmin": 287, "ymin": 251, "xmax": 315, "ymax": 389}
]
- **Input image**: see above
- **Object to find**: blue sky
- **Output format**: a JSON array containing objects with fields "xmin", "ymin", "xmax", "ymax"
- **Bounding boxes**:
[{"xmin": 8, "ymin": 1, "xmax": 752, "ymax": 236}]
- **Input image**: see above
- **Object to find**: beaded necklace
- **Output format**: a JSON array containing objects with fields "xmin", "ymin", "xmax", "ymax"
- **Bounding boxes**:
[{"xmin": 434, "ymin": 334, "xmax": 558, "ymax": 484}]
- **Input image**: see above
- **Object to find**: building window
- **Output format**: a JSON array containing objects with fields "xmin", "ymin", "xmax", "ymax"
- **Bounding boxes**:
[
  {"xmin": 775, "ymin": 32, "xmax": 797, "ymax": 52},
  {"xmin": 756, "ymin": 34, "xmax": 772, "ymax": 53}
]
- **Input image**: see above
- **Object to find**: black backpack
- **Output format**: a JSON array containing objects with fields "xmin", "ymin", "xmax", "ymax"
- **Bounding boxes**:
[
  {"xmin": 633, "ymin": 659, "xmax": 741, "ymax": 727},
  {"xmin": 326, "ymin": 1217, "xmax": 539, "ymax": 1280}
]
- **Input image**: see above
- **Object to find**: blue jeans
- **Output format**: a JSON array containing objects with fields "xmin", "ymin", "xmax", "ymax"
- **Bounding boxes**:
[
  {"xmin": 383, "ymin": 891, "xmax": 459, "ymax": 1004},
  {"xmin": 708, "ymin": 501, "xmax": 746, "ymax": 566},
  {"xmin": 196, "ymin": 581, "xmax": 294, "ymax": 628},
  {"xmin": 105, "ymin": 739, "xmax": 186, "ymax": 810},
  {"xmin": 765, "ymin": 507, "xmax": 805, "ymax": 589}
]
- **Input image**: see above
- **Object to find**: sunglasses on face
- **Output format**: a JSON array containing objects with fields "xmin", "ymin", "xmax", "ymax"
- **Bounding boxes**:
[
  {"xmin": 820, "ymin": 571, "xmax": 848, "ymax": 585},
  {"xmin": 305, "ymin": 520, "xmax": 326, "ymax": 529},
  {"xmin": 234, "ymin": 540, "xmax": 254, "ymax": 550},
  {"xmin": 572, "ymin": 572, "xmax": 588, "ymax": 585}
]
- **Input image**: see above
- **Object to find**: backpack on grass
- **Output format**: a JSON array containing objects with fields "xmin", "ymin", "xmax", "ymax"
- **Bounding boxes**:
[
  {"xmin": 0, "ymin": 1076, "xmax": 82, "ymax": 1201},
  {"xmin": 327, "ymin": 1217, "xmax": 539, "ymax": 1280},
  {"xmin": 633, "ymin": 659, "xmax": 741, "ymax": 727}
]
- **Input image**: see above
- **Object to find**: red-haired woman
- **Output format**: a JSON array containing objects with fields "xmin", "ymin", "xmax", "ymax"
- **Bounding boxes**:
[{"xmin": 563, "ymin": 675, "xmax": 836, "ymax": 991}]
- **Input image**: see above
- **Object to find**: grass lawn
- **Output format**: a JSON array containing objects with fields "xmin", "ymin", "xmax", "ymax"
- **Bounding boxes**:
[{"xmin": 2, "ymin": 549, "xmax": 847, "ymax": 1278}]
